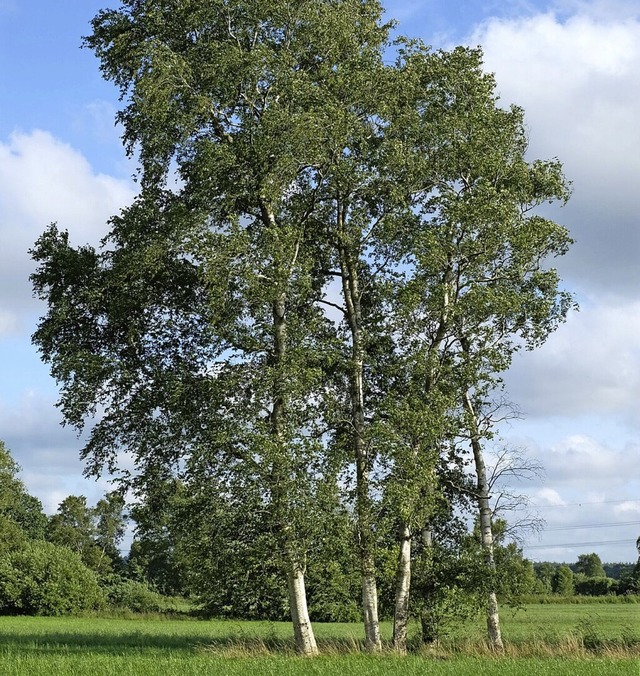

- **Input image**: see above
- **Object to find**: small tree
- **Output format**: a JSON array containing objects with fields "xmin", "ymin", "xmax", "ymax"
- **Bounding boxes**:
[
  {"xmin": 574, "ymin": 553, "xmax": 606, "ymax": 578},
  {"xmin": 0, "ymin": 441, "xmax": 47, "ymax": 540},
  {"xmin": 533, "ymin": 562, "xmax": 555, "ymax": 595},
  {"xmin": 552, "ymin": 564, "xmax": 574, "ymax": 596}
]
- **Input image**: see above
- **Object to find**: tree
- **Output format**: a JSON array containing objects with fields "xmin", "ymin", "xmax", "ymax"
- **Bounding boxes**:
[
  {"xmin": 533, "ymin": 562, "xmax": 555, "ymax": 594},
  {"xmin": 31, "ymin": 1, "xmax": 573, "ymax": 654},
  {"xmin": 374, "ymin": 43, "xmax": 571, "ymax": 650},
  {"xmin": 0, "ymin": 441, "xmax": 47, "ymax": 541},
  {"xmin": 47, "ymin": 495, "xmax": 104, "ymax": 573},
  {"xmin": 46, "ymin": 493, "xmax": 126, "ymax": 577},
  {"xmin": 0, "ymin": 540, "xmax": 105, "ymax": 616},
  {"xmin": 552, "ymin": 564, "xmax": 574, "ymax": 596},
  {"xmin": 94, "ymin": 491, "xmax": 127, "ymax": 573},
  {"xmin": 575, "ymin": 553, "xmax": 606, "ymax": 578},
  {"xmin": 33, "ymin": 0, "xmax": 394, "ymax": 654}
]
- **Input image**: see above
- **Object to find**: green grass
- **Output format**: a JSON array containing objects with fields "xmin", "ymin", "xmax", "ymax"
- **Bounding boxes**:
[
  {"xmin": 446, "ymin": 602, "xmax": 640, "ymax": 645},
  {"xmin": 0, "ymin": 605, "xmax": 637, "ymax": 675}
]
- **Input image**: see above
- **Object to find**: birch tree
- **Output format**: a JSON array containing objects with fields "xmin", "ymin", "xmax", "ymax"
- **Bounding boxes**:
[
  {"xmin": 32, "ymin": 0, "xmax": 391, "ymax": 655},
  {"xmin": 30, "ymin": 2, "xmax": 574, "ymax": 653},
  {"xmin": 378, "ymin": 44, "xmax": 573, "ymax": 649}
]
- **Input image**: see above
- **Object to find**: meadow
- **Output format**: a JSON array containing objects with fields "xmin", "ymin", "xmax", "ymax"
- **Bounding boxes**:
[{"xmin": 0, "ymin": 604, "xmax": 638, "ymax": 675}]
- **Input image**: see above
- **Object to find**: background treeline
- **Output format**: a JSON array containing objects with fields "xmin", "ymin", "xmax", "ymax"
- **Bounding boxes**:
[{"xmin": 2, "ymin": 440, "xmax": 639, "ymax": 620}]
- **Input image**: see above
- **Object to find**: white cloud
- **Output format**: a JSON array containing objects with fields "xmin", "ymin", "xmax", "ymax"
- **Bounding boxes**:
[
  {"xmin": 0, "ymin": 129, "xmax": 135, "ymax": 327},
  {"xmin": 505, "ymin": 298, "xmax": 640, "ymax": 422},
  {"xmin": 533, "ymin": 487, "xmax": 567, "ymax": 506},
  {"xmin": 470, "ymin": 10, "xmax": 640, "ymax": 297},
  {"xmin": 614, "ymin": 501, "xmax": 640, "ymax": 514},
  {"xmin": 543, "ymin": 434, "xmax": 631, "ymax": 484}
]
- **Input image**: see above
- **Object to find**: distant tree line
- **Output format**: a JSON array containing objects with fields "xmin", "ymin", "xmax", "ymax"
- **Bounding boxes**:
[
  {"xmin": 1, "ymin": 439, "xmax": 638, "ymax": 623},
  {"xmin": 532, "ymin": 553, "xmax": 640, "ymax": 598},
  {"xmin": 0, "ymin": 441, "xmax": 162, "ymax": 615}
]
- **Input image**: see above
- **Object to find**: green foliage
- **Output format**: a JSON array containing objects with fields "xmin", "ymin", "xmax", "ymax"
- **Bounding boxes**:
[
  {"xmin": 106, "ymin": 579, "xmax": 164, "ymax": 613},
  {"xmin": 552, "ymin": 565, "xmax": 575, "ymax": 596},
  {"xmin": 619, "ymin": 557, "xmax": 640, "ymax": 594},
  {"xmin": 47, "ymin": 493, "xmax": 126, "ymax": 578},
  {"xmin": 305, "ymin": 493, "xmax": 362, "ymax": 623},
  {"xmin": 0, "ymin": 514, "xmax": 29, "ymax": 556},
  {"xmin": 574, "ymin": 553, "xmax": 606, "ymax": 578},
  {"xmin": 0, "ymin": 441, "xmax": 47, "ymax": 541},
  {"xmin": 0, "ymin": 540, "xmax": 105, "ymax": 615},
  {"xmin": 603, "ymin": 562, "xmax": 635, "ymax": 580},
  {"xmin": 30, "ymin": 0, "xmax": 575, "ymax": 644},
  {"xmin": 533, "ymin": 562, "xmax": 555, "ymax": 595},
  {"xmin": 574, "ymin": 575, "xmax": 617, "ymax": 597}
]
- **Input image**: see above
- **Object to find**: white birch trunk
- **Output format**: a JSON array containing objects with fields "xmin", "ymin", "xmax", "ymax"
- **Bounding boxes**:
[
  {"xmin": 287, "ymin": 566, "xmax": 319, "ymax": 656},
  {"xmin": 337, "ymin": 211, "xmax": 382, "ymax": 652},
  {"xmin": 486, "ymin": 590, "xmax": 502, "ymax": 650},
  {"xmin": 392, "ymin": 523, "xmax": 412, "ymax": 652},
  {"xmin": 362, "ymin": 573, "xmax": 381, "ymax": 651},
  {"xmin": 463, "ymin": 390, "xmax": 504, "ymax": 652},
  {"xmin": 261, "ymin": 201, "xmax": 318, "ymax": 656}
]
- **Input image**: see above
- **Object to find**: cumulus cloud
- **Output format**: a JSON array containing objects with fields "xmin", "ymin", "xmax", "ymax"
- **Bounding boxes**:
[
  {"xmin": 533, "ymin": 487, "xmax": 567, "ymax": 506},
  {"xmin": 0, "ymin": 129, "xmax": 134, "ymax": 329},
  {"xmin": 470, "ymin": 10, "xmax": 640, "ymax": 298},
  {"xmin": 505, "ymin": 298, "xmax": 640, "ymax": 422}
]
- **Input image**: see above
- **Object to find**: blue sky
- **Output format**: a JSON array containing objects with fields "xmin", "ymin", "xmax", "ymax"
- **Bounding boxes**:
[{"xmin": 1, "ymin": 0, "xmax": 639, "ymax": 564}]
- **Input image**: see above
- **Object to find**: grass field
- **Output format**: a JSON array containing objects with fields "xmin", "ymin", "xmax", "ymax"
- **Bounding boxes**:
[{"xmin": 0, "ymin": 604, "xmax": 638, "ymax": 675}]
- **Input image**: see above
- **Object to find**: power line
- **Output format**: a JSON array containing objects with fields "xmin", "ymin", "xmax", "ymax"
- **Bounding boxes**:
[
  {"xmin": 531, "ymin": 499, "xmax": 639, "ymax": 510},
  {"xmin": 543, "ymin": 520, "xmax": 640, "ymax": 532},
  {"xmin": 524, "ymin": 539, "xmax": 637, "ymax": 550}
]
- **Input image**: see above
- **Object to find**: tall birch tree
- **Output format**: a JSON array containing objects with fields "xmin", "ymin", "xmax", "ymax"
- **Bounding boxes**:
[
  {"xmin": 375, "ymin": 43, "xmax": 573, "ymax": 649},
  {"xmin": 31, "ymin": 0, "xmax": 391, "ymax": 655}
]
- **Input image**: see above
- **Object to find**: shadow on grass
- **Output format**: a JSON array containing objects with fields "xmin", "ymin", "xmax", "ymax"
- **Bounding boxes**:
[{"xmin": 0, "ymin": 629, "xmax": 372, "ymax": 657}]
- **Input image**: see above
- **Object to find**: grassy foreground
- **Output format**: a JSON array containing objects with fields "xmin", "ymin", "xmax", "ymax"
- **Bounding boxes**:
[{"xmin": 0, "ymin": 604, "xmax": 637, "ymax": 675}]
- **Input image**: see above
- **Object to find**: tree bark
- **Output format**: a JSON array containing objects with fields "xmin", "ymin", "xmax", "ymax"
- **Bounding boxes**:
[
  {"xmin": 264, "ymin": 201, "xmax": 318, "ymax": 656},
  {"xmin": 337, "ymin": 208, "xmax": 382, "ymax": 652},
  {"xmin": 287, "ymin": 565, "xmax": 319, "ymax": 656},
  {"xmin": 418, "ymin": 524, "xmax": 439, "ymax": 645},
  {"xmin": 392, "ymin": 522, "xmax": 412, "ymax": 652},
  {"xmin": 463, "ymin": 390, "xmax": 504, "ymax": 652}
]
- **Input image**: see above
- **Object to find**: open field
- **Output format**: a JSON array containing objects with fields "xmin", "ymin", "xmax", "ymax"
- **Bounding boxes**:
[{"xmin": 0, "ymin": 604, "xmax": 638, "ymax": 675}]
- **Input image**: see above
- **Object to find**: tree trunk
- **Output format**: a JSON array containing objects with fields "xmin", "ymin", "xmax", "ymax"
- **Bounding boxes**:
[
  {"xmin": 486, "ymin": 590, "xmax": 502, "ymax": 650},
  {"xmin": 419, "ymin": 524, "xmax": 438, "ymax": 645},
  {"xmin": 362, "ymin": 572, "xmax": 381, "ymax": 651},
  {"xmin": 287, "ymin": 565, "xmax": 319, "ymax": 656},
  {"xmin": 272, "ymin": 290, "xmax": 319, "ymax": 656},
  {"xmin": 337, "ymin": 215, "xmax": 381, "ymax": 652},
  {"xmin": 264, "ymin": 201, "xmax": 318, "ymax": 656},
  {"xmin": 392, "ymin": 523, "xmax": 412, "ymax": 652},
  {"xmin": 463, "ymin": 390, "xmax": 504, "ymax": 652}
]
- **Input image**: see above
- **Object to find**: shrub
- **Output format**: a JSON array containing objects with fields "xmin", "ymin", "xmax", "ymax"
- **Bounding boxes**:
[
  {"xmin": 574, "ymin": 575, "xmax": 617, "ymax": 596},
  {"xmin": 0, "ymin": 540, "xmax": 105, "ymax": 615},
  {"xmin": 106, "ymin": 579, "xmax": 165, "ymax": 613}
]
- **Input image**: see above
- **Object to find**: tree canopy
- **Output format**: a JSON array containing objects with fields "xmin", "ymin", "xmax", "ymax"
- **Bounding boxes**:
[{"xmin": 30, "ymin": 0, "xmax": 574, "ymax": 654}]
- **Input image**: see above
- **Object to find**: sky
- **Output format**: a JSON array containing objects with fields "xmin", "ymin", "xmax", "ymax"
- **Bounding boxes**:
[{"xmin": 0, "ymin": 0, "xmax": 638, "ymax": 564}]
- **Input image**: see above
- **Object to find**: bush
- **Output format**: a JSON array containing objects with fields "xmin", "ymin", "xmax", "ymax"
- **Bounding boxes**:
[
  {"xmin": 574, "ymin": 575, "xmax": 617, "ymax": 596},
  {"xmin": 0, "ymin": 540, "xmax": 105, "ymax": 615},
  {"xmin": 106, "ymin": 579, "xmax": 165, "ymax": 613}
]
